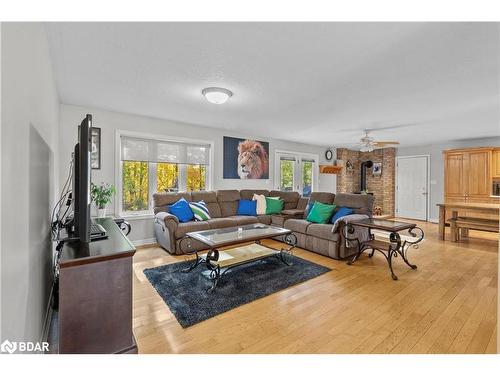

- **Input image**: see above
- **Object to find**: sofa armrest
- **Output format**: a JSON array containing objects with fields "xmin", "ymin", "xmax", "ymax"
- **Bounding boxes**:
[
  {"xmin": 154, "ymin": 212, "xmax": 179, "ymax": 253},
  {"xmin": 281, "ymin": 209, "xmax": 305, "ymax": 218}
]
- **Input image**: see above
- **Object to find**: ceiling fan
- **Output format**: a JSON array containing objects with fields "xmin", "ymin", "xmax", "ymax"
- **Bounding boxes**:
[{"xmin": 359, "ymin": 130, "xmax": 400, "ymax": 152}]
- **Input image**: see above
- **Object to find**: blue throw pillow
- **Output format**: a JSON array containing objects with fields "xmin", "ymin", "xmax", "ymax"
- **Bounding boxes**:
[
  {"xmin": 169, "ymin": 197, "xmax": 194, "ymax": 222},
  {"xmin": 237, "ymin": 199, "xmax": 257, "ymax": 216},
  {"xmin": 330, "ymin": 207, "xmax": 354, "ymax": 223}
]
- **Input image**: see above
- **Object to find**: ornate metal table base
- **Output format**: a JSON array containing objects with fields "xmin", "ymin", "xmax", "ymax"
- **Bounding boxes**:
[
  {"xmin": 114, "ymin": 218, "xmax": 131, "ymax": 236},
  {"xmin": 343, "ymin": 225, "xmax": 424, "ymax": 281},
  {"xmin": 181, "ymin": 233, "xmax": 297, "ymax": 293},
  {"xmin": 276, "ymin": 232, "xmax": 296, "ymax": 266}
]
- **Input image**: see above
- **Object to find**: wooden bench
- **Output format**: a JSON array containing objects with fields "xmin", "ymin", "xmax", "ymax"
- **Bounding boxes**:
[{"xmin": 448, "ymin": 216, "xmax": 499, "ymax": 242}]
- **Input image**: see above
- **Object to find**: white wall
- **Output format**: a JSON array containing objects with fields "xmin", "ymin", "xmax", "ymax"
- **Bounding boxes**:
[
  {"xmin": 396, "ymin": 137, "xmax": 500, "ymax": 221},
  {"xmin": 1, "ymin": 23, "xmax": 60, "ymax": 344},
  {"xmin": 59, "ymin": 104, "xmax": 336, "ymax": 243}
]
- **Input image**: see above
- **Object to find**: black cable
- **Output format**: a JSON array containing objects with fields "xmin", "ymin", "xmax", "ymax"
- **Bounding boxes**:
[{"xmin": 51, "ymin": 189, "xmax": 72, "ymax": 241}]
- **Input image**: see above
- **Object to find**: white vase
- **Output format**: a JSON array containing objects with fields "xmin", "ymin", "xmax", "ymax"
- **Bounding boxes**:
[{"xmin": 97, "ymin": 207, "xmax": 107, "ymax": 218}]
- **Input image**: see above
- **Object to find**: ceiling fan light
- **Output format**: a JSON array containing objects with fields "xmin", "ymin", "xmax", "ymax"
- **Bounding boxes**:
[
  {"xmin": 202, "ymin": 87, "xmax": 233, "ymax": 104},
  {"xmin": 360, "ymin": 144, "xmax": 373, "ymax": 153}
]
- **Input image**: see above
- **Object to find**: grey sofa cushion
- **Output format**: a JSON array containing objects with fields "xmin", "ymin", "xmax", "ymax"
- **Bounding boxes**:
[
  {"xmin": 269, "ymin": 190, "xmax": 300, "ymax": 210},
  {"xmin": 217, "ymin": 190, "xmax": 241, "ymax": 217},
  {"xmin": 284, "ymin": 218, "xmax": 312, "ymax": 234},
  {"xmin": 174, "ymin": 220, "xmax": 210, "ymax": 238},
  {"xmin": 271, "ymin": 214, "xmax": 285, "ymax": 227},
  {"xmin": 309, "ymin": 192, "xmax": 335, "ymax": 205},
  {"xmin": 297, "ymin": 197, "xmax": 309, "ymax": 210},
  {"xmin": 227, "ymin": 215, "xmax": 260, "ymax": 226},
  {"xmin": 281, "ymin": 208, "xmax": 304, "ymax": 217},
  {"xmin": 240, "ymin": 189, "xmax": 270, "ymax": 200},
  {"xmin": 207, "ymin": 218, "xmax": 238, "ymax": 229},
  {"xmin": 257, "ymin": 215, "xmax": 272, "ymax": 225},
  {"xmin": 306, "ymin": 224, "xmax": 340, "ymax": 242},
  {"xmin": 334, "ymin": 193, "xmax": 374, "ymax": 216},
  {"xmin": 303, "ymin": 192, "xmax": 336, "ymax": 218}
]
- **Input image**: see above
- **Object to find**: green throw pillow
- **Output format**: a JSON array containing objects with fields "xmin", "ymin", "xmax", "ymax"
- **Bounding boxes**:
[
  {"xmin": 306, "ymin": 202, "xmax": 336, "ymax": 223},
  {"xmin": 265, "ymin": 197, "xmax": 284, "ymax": 214}
]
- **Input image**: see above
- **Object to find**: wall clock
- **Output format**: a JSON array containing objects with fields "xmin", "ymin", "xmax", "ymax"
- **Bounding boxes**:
[{"xmin": 325, "ymin": 149, "xmax": 333, "ymax": 161}]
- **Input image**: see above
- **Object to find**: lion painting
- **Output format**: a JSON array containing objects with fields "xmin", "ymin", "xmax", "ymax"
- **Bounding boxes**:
[{"xmin": 237, "ymin": 140, "xmax": 269, "ymax": 179}]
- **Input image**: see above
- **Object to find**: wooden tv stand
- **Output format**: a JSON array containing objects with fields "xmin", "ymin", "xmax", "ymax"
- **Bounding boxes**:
[{"xmin": 54, "ymin": 217, "xmax": 137, "ymax": 354}]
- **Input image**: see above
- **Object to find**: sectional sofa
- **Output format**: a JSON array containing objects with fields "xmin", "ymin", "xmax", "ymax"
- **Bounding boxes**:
[{"xmin": 153, "ymin": 189, "xmax": 374, "ymax": 260}]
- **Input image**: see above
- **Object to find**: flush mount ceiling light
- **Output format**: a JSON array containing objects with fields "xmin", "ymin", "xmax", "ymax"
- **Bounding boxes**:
[{"xmin": 202, "ymin": 87, "xmax": 233, "ymax": 104}]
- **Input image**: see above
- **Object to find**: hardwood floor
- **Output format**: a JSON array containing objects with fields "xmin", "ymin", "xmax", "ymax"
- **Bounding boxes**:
[{"xmin": 132, "ymin": 220, "xmax": 498, "ymax": 354}]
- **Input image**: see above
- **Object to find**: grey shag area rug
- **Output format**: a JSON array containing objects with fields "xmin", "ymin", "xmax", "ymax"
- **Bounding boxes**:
[{"xmin": 143, "ymin": 255, "xmax": 331, "ymax": 328}]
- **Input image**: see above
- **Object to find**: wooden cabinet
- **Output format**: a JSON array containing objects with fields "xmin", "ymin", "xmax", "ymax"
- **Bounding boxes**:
[
  {"xmin": 467, "ymin": 150, "xmax": 491, "ymax": 198},
  {"xmin": 444, "ymin": 152, "xmax": 466, "ymax": 198},
  {"xmin": 444, "ymin": 147, "xmax": 497, "ymax": 220},
  {"xmin": 56, "ymin": 218, "xmax": 137, "ymax": 354},
  {"xmin": 492, "ymin": 149, "xmax": 500, "ymax": 178}
]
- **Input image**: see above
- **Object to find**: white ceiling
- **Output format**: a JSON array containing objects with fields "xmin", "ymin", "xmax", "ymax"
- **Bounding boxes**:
[{"xmin": 45, "ymin": 22, "xmax": 499, "ymax": 147}]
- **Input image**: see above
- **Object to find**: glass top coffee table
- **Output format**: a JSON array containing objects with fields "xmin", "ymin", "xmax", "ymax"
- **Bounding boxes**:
[{"xmin": 181, "ymin": 223, "xmax": 297, "ymax": 293}]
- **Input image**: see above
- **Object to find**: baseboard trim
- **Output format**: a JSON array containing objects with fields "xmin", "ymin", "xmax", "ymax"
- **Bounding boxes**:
[
  {"xmin": 429, "ymin": 217, "xmax": 439, "ymax": 224},
  {"xmin": 132, "ymin": 237, "xmax": 157, "ymax": 246}
]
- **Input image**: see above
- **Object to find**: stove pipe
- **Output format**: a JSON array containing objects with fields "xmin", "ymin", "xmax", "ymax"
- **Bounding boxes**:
[{"xmin": 360, "ymin": 160, "xmax": 373, "ymax": 192}]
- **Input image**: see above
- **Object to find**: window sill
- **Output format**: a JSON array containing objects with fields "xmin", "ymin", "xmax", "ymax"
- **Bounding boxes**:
[{"xmin": 119, "ymin": 212, "xmax": 155, "ymax": 221}]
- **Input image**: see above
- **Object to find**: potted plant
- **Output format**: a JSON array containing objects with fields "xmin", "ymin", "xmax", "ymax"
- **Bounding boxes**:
[{"xmin": 91, "ymin": 182, "xmax": 116, "ymax": 218}]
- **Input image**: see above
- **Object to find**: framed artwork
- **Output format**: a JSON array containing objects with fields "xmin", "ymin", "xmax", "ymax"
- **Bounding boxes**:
[
  {"xmin": 223, "ymin": 136, "xmax": 269, "ymax": 179},
  {"xmin": 90, "ymin": 127, "xmax": 101, "ymax": 169},
  {"xmin": 372, "ymin": 162, "xmax": 382, "ymax": 176}
]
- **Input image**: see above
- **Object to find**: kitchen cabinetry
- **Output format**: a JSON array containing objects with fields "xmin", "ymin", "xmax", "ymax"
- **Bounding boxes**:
[{"xmin": 444, "ymin": 147, "xmax": 498, "ymax": 220}]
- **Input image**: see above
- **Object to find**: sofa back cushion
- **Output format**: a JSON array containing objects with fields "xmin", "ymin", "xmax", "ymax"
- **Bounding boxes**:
[
  {"xmin": 216, "ymin": 190, "xmax": 241, "ymax": 217},
  {"xmin": 240, "ymin": 189, "xmax": 270, "ymax": 200},
  {"xmin": 303, "ymin": 192, "xmax": 336, "ymax": 218},
  {"xmin": 309, "ymin": 192, "xmax": 335, "ymax": 205},
  {"xmin": 297, "ymin": 197, "xmax": 309, "ymax": 210},
  {"xmin": 153, "ymin": 192, "xmax": 192, "ymax": 214},
  {"xmin": 269, "ymin": 190, "xmax": 300, "ymax": 210},
  {"xmin": 191, "ymin": 191, "xmax": 222, "ymax": 218},
  {"xmin": 334, "ymin": 193, "xmax": 374, "ymax": 216}
]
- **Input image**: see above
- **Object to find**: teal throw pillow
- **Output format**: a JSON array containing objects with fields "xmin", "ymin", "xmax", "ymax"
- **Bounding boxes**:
[
  {"xmin": 265, "ymin": 197, "xmax": 284, "ymax": 214},
  {"xmin": 306, "ymin": 202, "xmax": 336, "ymax": 224}
]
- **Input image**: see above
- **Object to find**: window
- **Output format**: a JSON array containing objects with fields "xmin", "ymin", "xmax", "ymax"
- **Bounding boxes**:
[
  {"xmin": 186, "ymin": 164, "xmax": 206, "ymax": 191},
  {"xmin": 122, "ymin": 161, "xmax": 149, "ymax": 211},
  {"xmin": 120, "ymin": 135, "xmax": 211, "ymax": 214},
  {"xmin": 157, "ymin": 163, "xmax": 179, "ymax": 192},
  {"xmin": 301, "ymin": 159, "xmax": 314, "ymax": 197},
  {"xmin": 279, "ymin": 157, "xmax": 295, "ymax": 191},
  {"xmin": 276, "ymin": 152, "xmax": 317, "ymax": 197}
]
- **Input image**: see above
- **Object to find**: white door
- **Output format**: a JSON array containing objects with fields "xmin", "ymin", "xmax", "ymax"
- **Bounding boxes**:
[{"xmin": 396, "ymin": 156, "xmax": 429, "ymax": 220}]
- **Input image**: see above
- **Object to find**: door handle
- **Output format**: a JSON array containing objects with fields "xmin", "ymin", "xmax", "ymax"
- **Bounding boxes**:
[{"xmin": 422, "ymin": 192, "xmax": 428, "ymax": 195}]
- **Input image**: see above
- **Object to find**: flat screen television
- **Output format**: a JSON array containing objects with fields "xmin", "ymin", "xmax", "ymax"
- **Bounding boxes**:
[{"xmin": 72, "ymin": 114, "xmax": 92, "ymax": 244}]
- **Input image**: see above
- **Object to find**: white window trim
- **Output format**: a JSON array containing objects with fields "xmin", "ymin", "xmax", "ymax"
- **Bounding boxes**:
[
  {"xmin": 274, "ymin": 149, "xmax": 319, "ymax": 195},
  {"xmin": 115, "ymin": 129, "xmax": 214, "ymax": 218}
]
